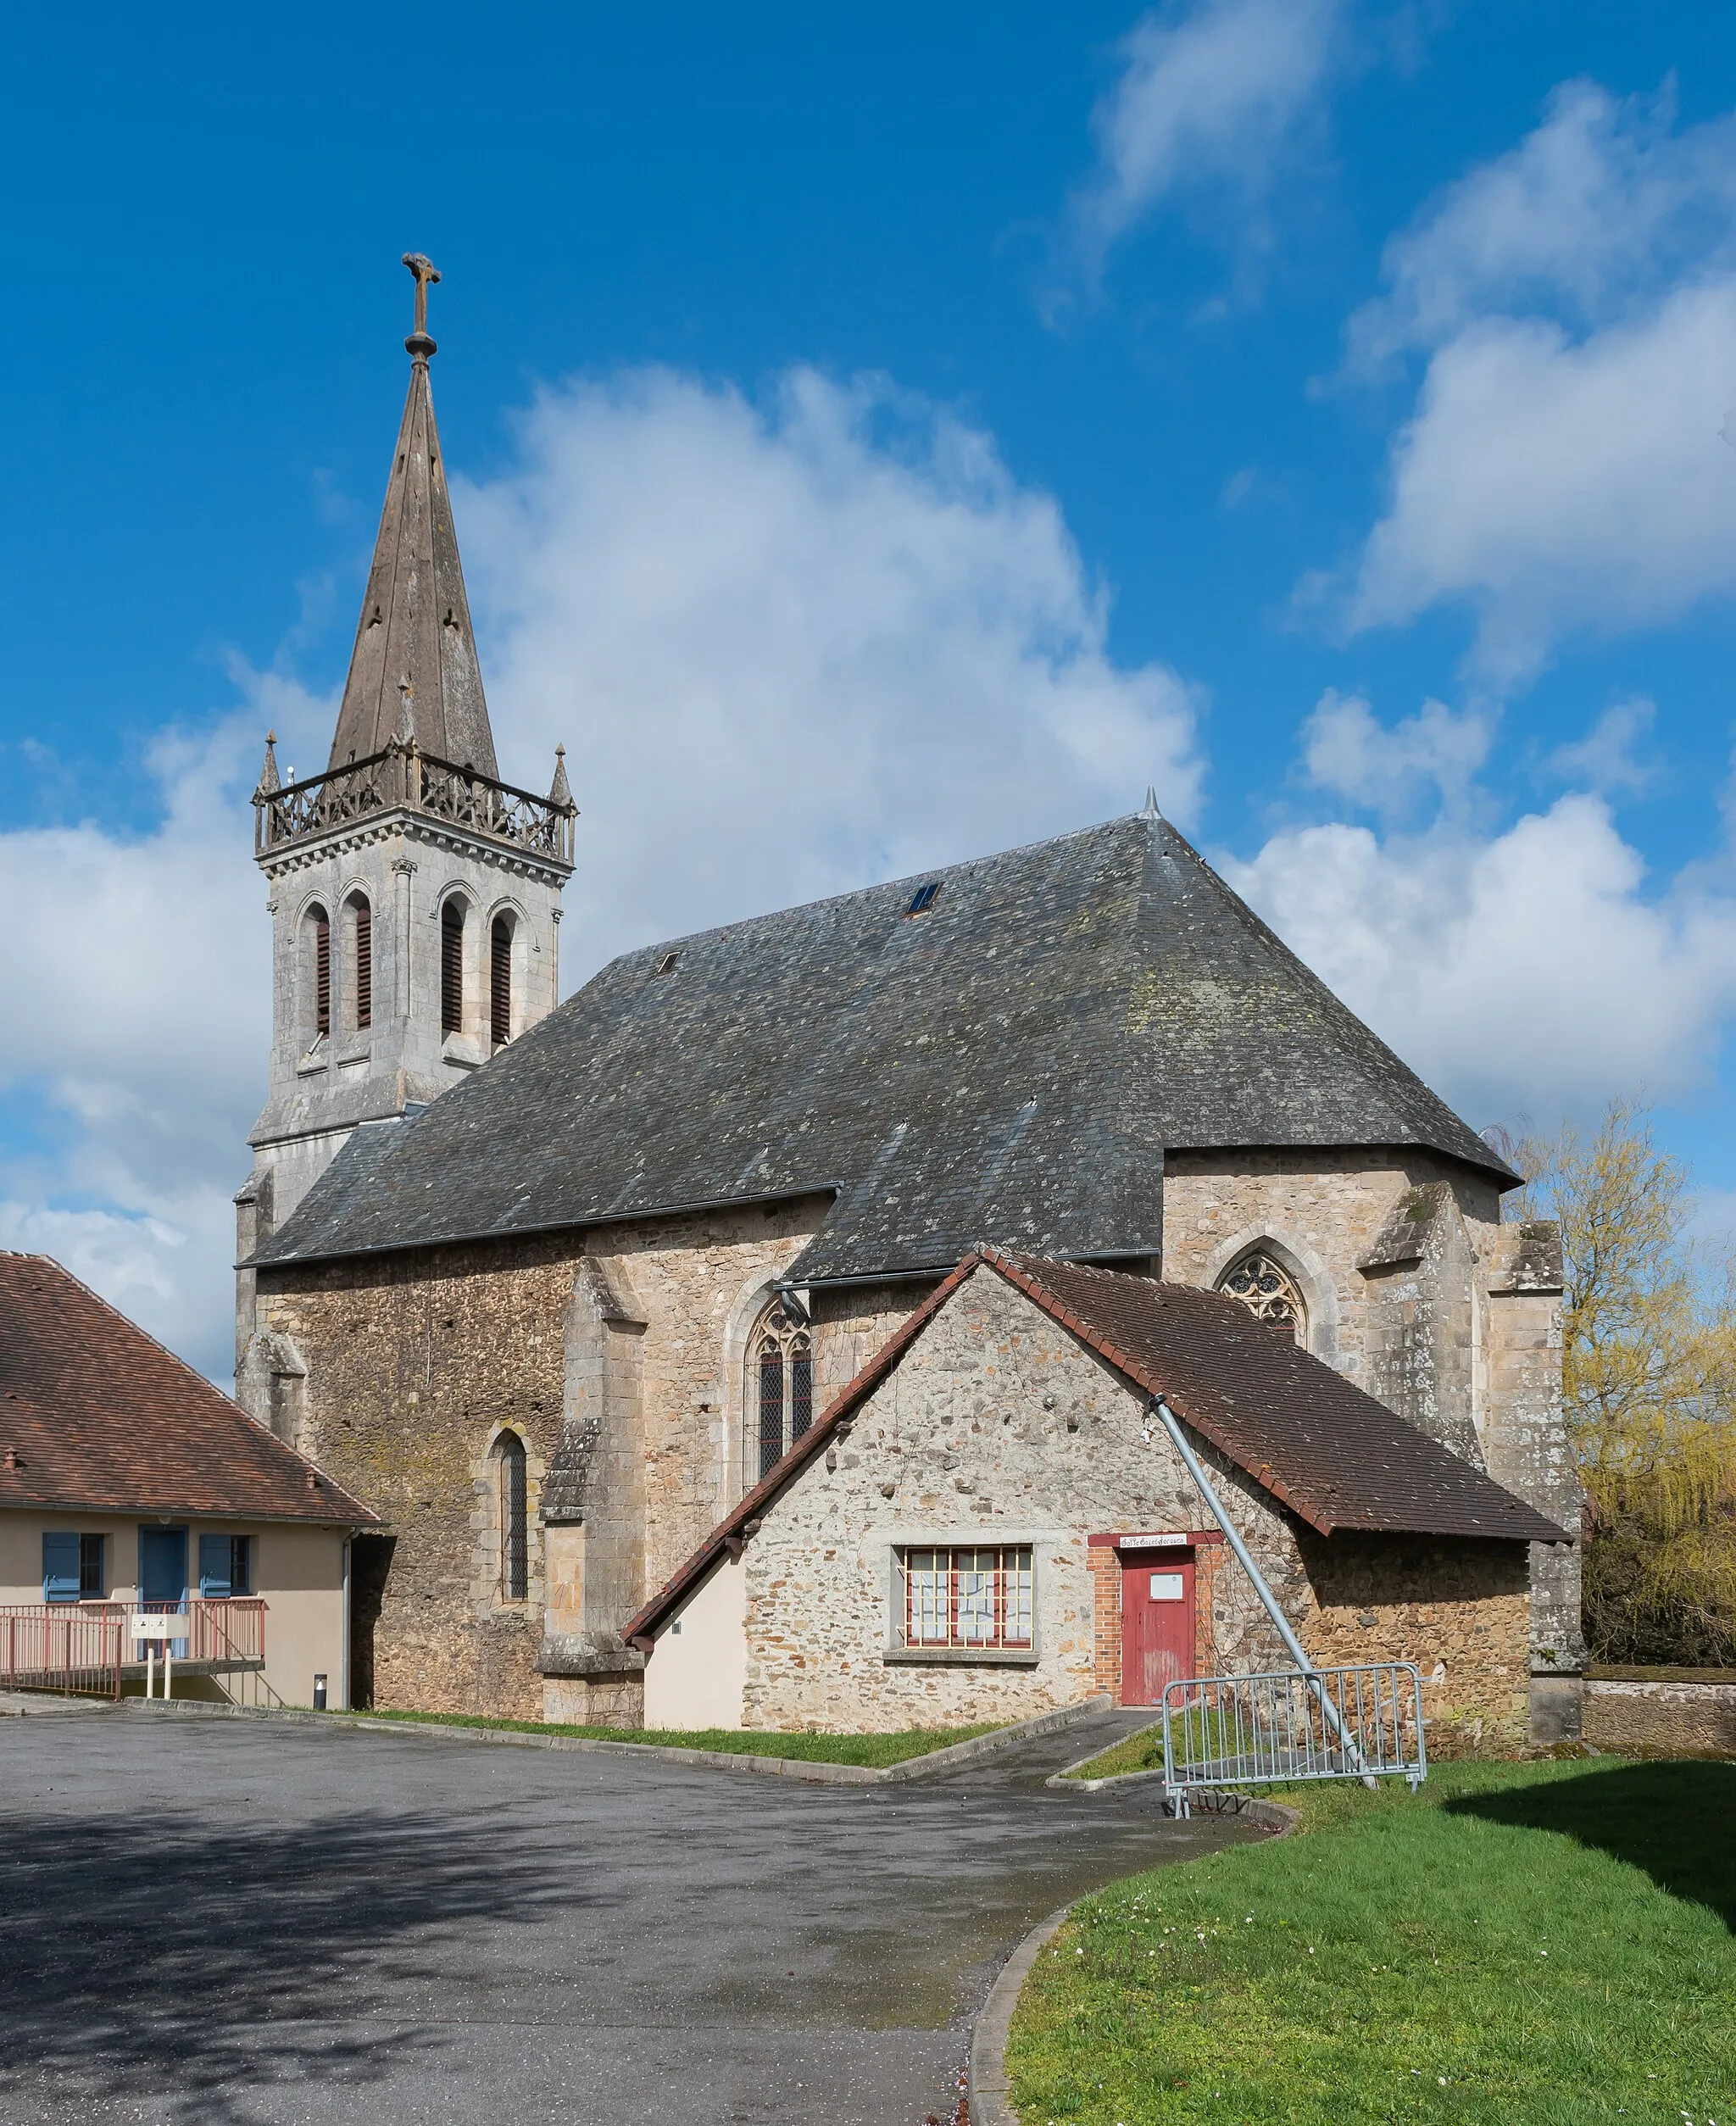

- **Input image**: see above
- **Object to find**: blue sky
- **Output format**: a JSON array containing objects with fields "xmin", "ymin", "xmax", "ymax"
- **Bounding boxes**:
[{"xmin": 6, "ymin": 0, "xmax": 1736, "ymax": 1377}]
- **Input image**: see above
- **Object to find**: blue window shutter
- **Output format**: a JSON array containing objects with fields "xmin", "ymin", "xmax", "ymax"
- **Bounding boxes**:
[
  {"xmin": 198, "ymin": 1534, "xmax": 231, "ymax": 1600},
  {"xmin": 42, "ymin": 1533, "xmax": 80, "ymax": 1604}
]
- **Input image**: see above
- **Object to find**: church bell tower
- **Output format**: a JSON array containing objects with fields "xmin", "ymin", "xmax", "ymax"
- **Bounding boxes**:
[{"xmin": 236, "ymin": 256, "xmax": 574, "ymax": 1377}]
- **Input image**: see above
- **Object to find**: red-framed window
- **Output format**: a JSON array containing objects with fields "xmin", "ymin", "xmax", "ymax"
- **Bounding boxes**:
[{"xmin": 899, "ymin": 1545, "xmax": 1033, "ymax": 1650}]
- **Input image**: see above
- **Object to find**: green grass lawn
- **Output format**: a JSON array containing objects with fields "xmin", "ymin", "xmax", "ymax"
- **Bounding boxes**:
[
  {"xmin": 1059, "ymin": 1719, "xmax": 1167, "ymax": 1780},
  {"xmin": 1007, "ymin": 1756, "xmax": 1735, "ymax": 2124},
  {"xmin": 342, "ymin": 1705, "xmax": 1000, "ymax": 1767}
]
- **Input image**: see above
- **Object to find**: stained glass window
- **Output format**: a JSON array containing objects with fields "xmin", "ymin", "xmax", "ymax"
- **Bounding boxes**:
[{"xmin": 1216, "ymin": 1250, "xmax": 1306, "ymax": 1339}]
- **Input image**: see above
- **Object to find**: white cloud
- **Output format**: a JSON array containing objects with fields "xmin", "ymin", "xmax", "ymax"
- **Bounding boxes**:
[
  {"xmin": 1344, "ymin": 81, "xmax": 1736, "ymax": 372},
  {"xmin": 1063, "ymin": 0, "xmax": 1344, "ymax": 289},
  {"xmin": 461, "ymin": 365, "xmax": 1202, "ymax": 971},
  {"xmin": 1225, "ymin": 791, "xmax": 1736, "ymax": 1127},
  {"xmin": 1349, "ymin": 282, "xmax": 1736, "ymax": 678},
  {"xmin": 1547, "ymin": 695, "xmax": 1661, "ymax": 796},
  {"xmin": 3, "ymin": 365, "xmax": 1200, "ymax": 1378},
  {"xmin": 1338, "ymin": 82, "xmax": 1736, "ymax": 681},
  {"xmin": 0, "ymin": 672, "xmax": 334, "ymax": 1383},
  {"xmin": 1299, "ymin": 687, "xmax": 1493, "ymax": 821}
]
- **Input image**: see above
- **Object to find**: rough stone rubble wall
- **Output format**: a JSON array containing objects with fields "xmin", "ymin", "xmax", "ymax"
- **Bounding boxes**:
[
  {"xmin": 252, "ymin": 1196, "xmax": 871, "ymax": 1722},
  {"xmin": 1583, "ymin": 1678, "xmax": 1736, "ymax": 1757},
  {"xmin": 1163, "ymin": 1151, "xmax": 1578, "ymax": 1699},
  {"xmin": 1160, "ymin": 1149, "xmax": 1500, "ymax": 1385},
  {"xmin": 254, "ymin": 1234, "xmax": 579, "ymax": 1720},
  {"xmin": 737, "ymin": 1270, "xmax": 1531, "ymax": 1736}
]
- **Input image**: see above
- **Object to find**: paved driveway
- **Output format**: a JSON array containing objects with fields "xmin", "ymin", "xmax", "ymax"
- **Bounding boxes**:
[{"xmin": 0, "ymin": 1702, "xmax": 1257, "ymax": 2126}]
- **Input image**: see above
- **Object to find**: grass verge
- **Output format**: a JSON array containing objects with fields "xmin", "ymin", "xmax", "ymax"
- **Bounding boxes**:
[
  {"xmin": 1007, "ymin": 1756, "xmax": 1736, "ymax": 2124},
  {"xmin": 342, "ymin": 1705, "xmax": 1001, "ymax": 1767},
  {"xmin": 1058, "ymin": 1721, "xmax": 1166, "ymax": 1780}
]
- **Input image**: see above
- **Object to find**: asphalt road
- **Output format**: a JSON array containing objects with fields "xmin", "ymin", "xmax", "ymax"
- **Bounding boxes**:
[{"xmin": 0, "ymin": 1701, "xmax": 1258, "ymax": 2126}]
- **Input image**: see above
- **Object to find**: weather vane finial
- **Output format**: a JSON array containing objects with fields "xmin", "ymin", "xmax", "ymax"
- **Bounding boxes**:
[{"xmin": 402, "ymin": 252, "xmax": 442, "ymax": 359}]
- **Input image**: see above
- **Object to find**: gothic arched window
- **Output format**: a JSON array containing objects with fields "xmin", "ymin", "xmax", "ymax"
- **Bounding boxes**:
[
  {"xmin": 1216, "ymin": 1249, "xmax": 1306, "ymax": 1341},
  {"xmin": 441, "ymin": 898, "xmax": 466, "ymax": 1036},
  {"xmin": 490, "ymin": 913, "xmax": 513, "ymax": 1049},
  {"xmin": 495, "ymin": 1430, "xmax": 528, "ymax": 1600},
  {"xmin": 347, "ymin": 893, "xmax": 372, "ymax": 1032},
  {"xmin": 750, "ymin": 1305, "xmax": 814, "ymax": 1483}
]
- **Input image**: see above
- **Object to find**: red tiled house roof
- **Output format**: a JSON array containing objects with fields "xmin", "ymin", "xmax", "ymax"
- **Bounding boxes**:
[{"xmin": 0, "ymin": 1255, "xmax": 376, "ymax": 1524}]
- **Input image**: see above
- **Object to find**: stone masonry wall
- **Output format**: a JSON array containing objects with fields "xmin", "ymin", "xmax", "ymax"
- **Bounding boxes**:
[
  {"xmin": 253, "ymin": 1194, "xmax": 903, "ymax": 1721},
  {"xmin": 1160, "ymin": 1149, "xmax": 1502, "ymax": 1391},
  {"xmin": 1583, "ymin": 1678, "xmax": 1736, "ymax": 1757},
  {"xmin": 254, "ymin": 1234, "xmax": 581, "ymax": 1717},
  {"xmin": 737, "ymin": 1269, "xmax": 1527, "ymax": 1734},
  {"xmin": 573, "ymin": 1193, "xmax": 834, "ymax": 1586},
  {"xmin": 1297, "ymin": 1530, "xmax": 1532, "ymax": 1747},
  {"xmin": 1480, "ymin": 1224, "xmax": 1582, "ymax": 1672}
]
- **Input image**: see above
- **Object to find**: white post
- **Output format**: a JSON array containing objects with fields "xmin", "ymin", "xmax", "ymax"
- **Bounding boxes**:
[
  {"xmin": 146, "ymin": 1644, "xmax": 155, "ymax": 1700},
  {"xmin": 164, "ymin": 1644, "xmax": 173, "ymax": 1700}
]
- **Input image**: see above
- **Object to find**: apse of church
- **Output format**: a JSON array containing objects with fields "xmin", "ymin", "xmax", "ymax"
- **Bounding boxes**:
[{"xmin": 236, "ymin": 265, "xmax": 1579, "ymax": 1734}]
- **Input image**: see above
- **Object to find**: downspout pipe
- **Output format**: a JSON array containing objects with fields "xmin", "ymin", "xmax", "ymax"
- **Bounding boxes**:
[{"xmin": 1149, "ymin": 1396, "xmax": 1374, "ymax": 1785}]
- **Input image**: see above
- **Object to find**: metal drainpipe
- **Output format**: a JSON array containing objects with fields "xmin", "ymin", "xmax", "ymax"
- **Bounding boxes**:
[
  {"xmin": 1149, "ymin": 1397, "xmax": 1375, "ymax": 1786},
  {"xmin": 341, "ymin": 1535, "xmax": 352, "ymax": 1712}
]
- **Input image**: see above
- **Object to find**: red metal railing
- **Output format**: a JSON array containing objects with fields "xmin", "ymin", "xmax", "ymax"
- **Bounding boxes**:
[
  {"xmin": 0, "ymin": 1600, "xmax": 268, "ymax": 1699},
  {"xmin": 186, "ymin": 1598, "xmax": 266, "ymax": 1665},
  {"xmin": 0, "ymin": 1604, "xmax": 125, "ymax": 1698}
]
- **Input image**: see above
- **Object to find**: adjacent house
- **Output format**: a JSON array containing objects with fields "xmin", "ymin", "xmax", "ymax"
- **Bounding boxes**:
[
  {"xmin": 0, "ymin": 1254, "xmax": 376, "ymax": 1706},
  {"xmin": 625, "ymin": 1250, "xmax": 1570, "ymax": 1748}
]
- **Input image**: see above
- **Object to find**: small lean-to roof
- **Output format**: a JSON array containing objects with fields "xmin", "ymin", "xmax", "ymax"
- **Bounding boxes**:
[
  {"xmin": 0, "ymin": 1255, "xmax": 376, "ymax": 1525},
  {"xmin": 623, "ymin": 1247, "xmax": 1566, "ymax": 1643},
  {"xmin": 251, "ymin": 810, "xmax": 1515, "ymax": 1277}
]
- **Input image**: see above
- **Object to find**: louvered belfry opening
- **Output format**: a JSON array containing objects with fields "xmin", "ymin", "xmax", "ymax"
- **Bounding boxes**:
[
  {"xmin": 498, "ymin": 1430, "xmax": 528, "ymax": 1600},
  {"xmin": 441, "ymin": 899, "xmax": 465, "ymax": 1036},
  {"xmin": 311, "ymin": 907, "xmax": 331, "ymax": 1040},
  {"xmin": 350, "ymin": 896, "xmax": 372, "ymax": 1031},
  {"xmin": 490, "ymin": 915, "xmax": 512, "ymax": 1049}
]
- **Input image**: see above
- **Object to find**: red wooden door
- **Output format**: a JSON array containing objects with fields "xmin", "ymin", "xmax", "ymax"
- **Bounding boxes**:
[{"xmin": 1120, "ymin": 1549, "xmax": 1195, "ymax": 1706}]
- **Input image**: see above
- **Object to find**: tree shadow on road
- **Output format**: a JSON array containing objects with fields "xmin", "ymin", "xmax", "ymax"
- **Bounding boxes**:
[
  {"xmin": 1447, "ymin": 1758, "xmax": 1736, "ymax": 1931},
  {"xmin": 0, "ymin": 1793, "xmax": 584, "ymax": 2123}
]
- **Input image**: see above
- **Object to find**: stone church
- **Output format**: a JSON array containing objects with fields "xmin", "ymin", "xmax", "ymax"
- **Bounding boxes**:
[{"xmin": 236, "ymin": 266, "xmax": 1583, "ymax": 1744}]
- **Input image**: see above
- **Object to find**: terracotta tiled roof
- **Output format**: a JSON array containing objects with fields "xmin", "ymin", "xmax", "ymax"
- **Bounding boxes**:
[
  {"xmin": 0, "ymin": 1255, "xmax": 376, "ymax": 1524},
  {"xmin": 988, "ymin": 1252, "xmax": 1566, "ymax": 1544},
  {"xmin": 622, "ymin": 1246, "xmax": 1566, "ymax": 1642}
]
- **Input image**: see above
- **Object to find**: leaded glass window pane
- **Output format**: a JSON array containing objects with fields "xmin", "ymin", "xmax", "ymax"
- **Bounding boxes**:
[
  {"xmin": 758, "ymin": 1344, "xmax": 785, "ymax": 1478},
  {"xmin": 1216, "ymin": 1249, "xmax": 1306, "ymax": 1340}
]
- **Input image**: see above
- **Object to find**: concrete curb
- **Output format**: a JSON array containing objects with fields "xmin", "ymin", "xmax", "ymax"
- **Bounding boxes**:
[
  {"xmin": 105, "ymin": 1689, "xmax": 1112, "ymax": 1786},
  {"xmin": 967, "ymin": 1790, "xmax": 1299, "ymax": 2126},
  {"xmin": 969, "ymin": 1902, "xmax": 1075, "ymax": 2126}
]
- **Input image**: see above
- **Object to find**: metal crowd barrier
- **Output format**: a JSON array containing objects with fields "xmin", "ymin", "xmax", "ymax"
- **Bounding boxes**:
[{"xmin": 1161, "ymin": 1660, "xmax": 1427, "ymax": 1815}]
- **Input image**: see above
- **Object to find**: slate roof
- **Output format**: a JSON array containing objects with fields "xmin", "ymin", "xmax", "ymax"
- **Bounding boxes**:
[
  {"xmin": 252, "ymin": 808, "xmax": 1514, "ymax": 1277},
  {"xmin": 623, "ymin": 1247, "xmax": 1568, "ymax": 1642},
  {"xmin": 0, "ymin": 1255, "xmax": 376, "ymax": 1524},
  {"xmin": 324, "ymin": 335, "xmax": 498, "ymax": 776}
]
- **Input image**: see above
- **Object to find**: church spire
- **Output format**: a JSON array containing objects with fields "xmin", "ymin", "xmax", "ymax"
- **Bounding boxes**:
[{"xmin": 325, "ymin": 253, "xmax": 499, "ymax": 777}]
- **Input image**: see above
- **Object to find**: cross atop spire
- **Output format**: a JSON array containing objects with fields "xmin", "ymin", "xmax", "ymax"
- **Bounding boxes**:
[{"xmin": 403, "ymin": 251, "xmax": 441, "ymax": 359}]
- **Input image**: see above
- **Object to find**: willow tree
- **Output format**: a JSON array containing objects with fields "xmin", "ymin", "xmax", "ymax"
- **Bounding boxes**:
[{"xmin": 1499, "ymin": 1099, "xmax": 1736, "ymax": 1667}]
